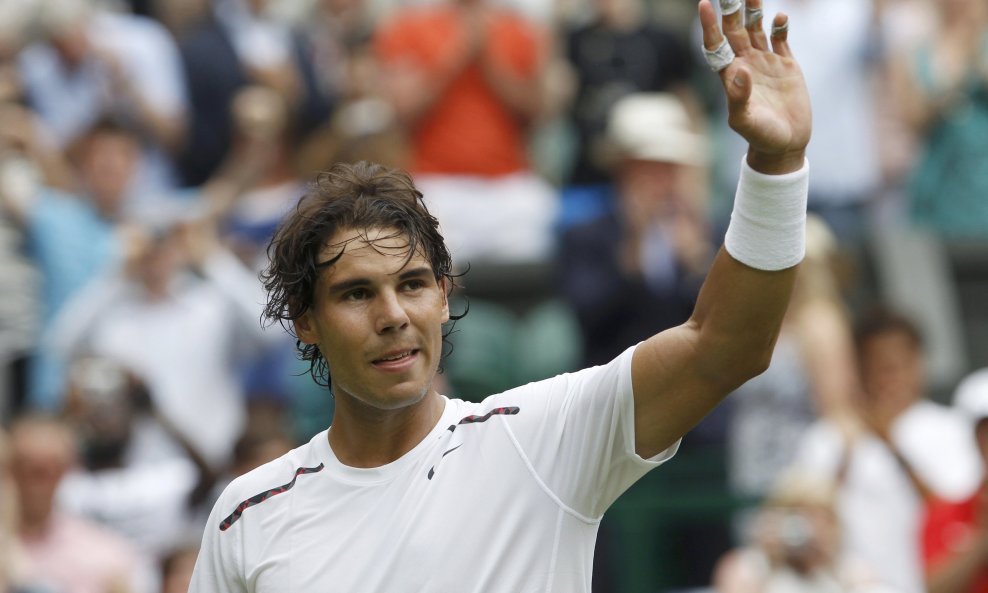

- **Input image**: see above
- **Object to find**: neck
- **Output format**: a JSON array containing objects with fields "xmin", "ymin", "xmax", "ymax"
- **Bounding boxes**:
[{"xmin": 328, "ymin": 390, "xmax": 445, "ymax": 468}]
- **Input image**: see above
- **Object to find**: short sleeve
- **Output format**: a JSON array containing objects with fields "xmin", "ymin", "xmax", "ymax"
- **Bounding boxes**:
[
  {"xmin": 496, "ymin": 345, "xmax": 679, "ymax": 520},
  {"xmin": 189, "ymin": 486, "xmax": 247, "ymax": 593}
]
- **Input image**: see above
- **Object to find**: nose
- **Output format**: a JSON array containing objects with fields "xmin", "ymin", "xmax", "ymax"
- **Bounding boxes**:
[{"xmin": 374, "ymin": 289, "xmax": 410, "ymax": 334}]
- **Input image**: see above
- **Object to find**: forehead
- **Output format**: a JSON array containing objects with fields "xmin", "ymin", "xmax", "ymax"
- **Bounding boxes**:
[{"xmin": 318, "ymin": 227, "xmax": 431, "ymax": 277}]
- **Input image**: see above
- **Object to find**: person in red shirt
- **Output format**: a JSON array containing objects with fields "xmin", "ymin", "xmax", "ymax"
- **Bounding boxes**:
[
  {"xmin": 373, "ymin": 0, "xmax": 557, "ymax": 264},
  {"xmin": 923, "ymin": 371, "xmax": 988, "ymax": 593}
]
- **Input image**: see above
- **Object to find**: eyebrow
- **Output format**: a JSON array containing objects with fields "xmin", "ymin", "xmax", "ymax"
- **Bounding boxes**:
[{"xmin": 326, "ymin": 266, "xmax": 434, "ymax": 295}]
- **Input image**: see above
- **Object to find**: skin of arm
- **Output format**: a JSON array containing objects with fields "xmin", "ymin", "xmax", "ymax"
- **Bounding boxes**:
[
  {"xmin": 794, "ymin": 298, "xmax": 861, "ymax": 429},
  {"xmin": 630, "ymin": 0, "xmax": 811, "ymax": 458}
]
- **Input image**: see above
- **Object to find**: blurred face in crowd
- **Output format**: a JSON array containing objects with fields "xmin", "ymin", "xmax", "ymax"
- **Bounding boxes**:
[
  {"xmin": 857, "ymin": 329, "xmax": 925, "ymax": 418},
  {"xmin": 9, "ymin": 420, "xmax": 75, "ymax": 529},
  {"xmin": 79, "ymin": 129, "xmax": 140, "ymax": 218},
  {"xmin": 618, "ymin": 159, "xmax": 689, "ymax": 225},
  {"xmin": 295, "ymin": 227, "xmax": 449, "ymax": 413}
]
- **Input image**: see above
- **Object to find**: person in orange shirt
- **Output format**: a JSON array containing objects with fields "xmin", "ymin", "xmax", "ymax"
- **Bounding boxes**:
[{"xmin": 374, "ymin": 0, "xmax": 558, "ymax": 265}]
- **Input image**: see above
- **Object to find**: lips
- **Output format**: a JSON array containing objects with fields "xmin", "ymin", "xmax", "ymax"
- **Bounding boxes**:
[{"xmin": 371, "ymin": 349, "xmax": 420, "ymax": 371}]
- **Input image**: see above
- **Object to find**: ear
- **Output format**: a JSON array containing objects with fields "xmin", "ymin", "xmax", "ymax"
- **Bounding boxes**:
[
  {"xmin": 294, "ymin": 310, "xmax": 319, "ymax": 345},
  {"xmin": 439, "ymin": 277, "xmax": 450, "ymax": 324}
]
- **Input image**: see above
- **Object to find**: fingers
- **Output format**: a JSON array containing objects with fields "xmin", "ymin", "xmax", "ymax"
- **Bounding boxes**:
[
  {"xmin": 770, "ymin": 13, "xmax": 793, "ymax": 58},
  {"xmin": 700, "ymin": 0, "xmax": 732, "ymax": 74},
  {"xmin": 744, "ymin": 0, "xmax": 769, "ymax": 51},
  {"xmin": 699, "ymin": 0, "xmax": 725, "ymax": 51},
  {"xmin": 719, "ymin": 0, "xmax": 752, "ymax": 56}
]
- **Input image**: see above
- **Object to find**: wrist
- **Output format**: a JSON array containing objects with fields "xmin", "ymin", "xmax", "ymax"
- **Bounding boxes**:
[
  {"xmin": 724, "ymin": 156, "xmax": 809, "ymax": 271},
  {"xmin": 746, "ymin": 148, "xmax": 807, "ymax": 176}
]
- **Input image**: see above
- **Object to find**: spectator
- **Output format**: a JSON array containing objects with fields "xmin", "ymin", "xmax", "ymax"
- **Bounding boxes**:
[
  {"xmin": 921, "ymin": 369, "xmax": 988, "ymax": 593},
  {"xmin": 714, "ymin": 470, "xmax": 888, "ymax": 593},
  {"xmin": 17, "ymin": 0, "xmax": 188, "ymax": 195},
  {"xmin": 793, "ymin": 308, "xmax": 983, "ymax": 593},
  {"xmin": 55, "ymin": 356, "xmax": 215, "ymax": 560},
  {"xmin": 559, "ymin": 92, "xmax": 711, "ymax": 367},
  {"xmin": 217, "ymin": 86, "xmax": 304, "ymax": 271},
  {"xmin": 558, "ymin": 90, "xmax": 719, "ymax": 591},
  {"xmin": 375, "ymin": 0, "xmax": 558, "ymax": 264},
  {"xmin": 0, "ymin": 114, "xmax": 135, "ymax": 410},
  {"xmin": 892, "ymin": 0, "xmax": 988, "ymax": 237},
  {"xmin": 9, "ymin": 414, "xmax": 155, "ymax": 593},
  {"xmin": 176, "ymin": 0, "xmax": 331, "ymax": 187},
  {"xmin": 561, "ymin": 0, "xmax": 695, "ymax": 227},
  {"xmin": 50, "ymin": 215, "xmax": 275, "ymax": 470},
  {"xmin": 0, "ymin": 108, "xmax": 42, "ymax": 420}
]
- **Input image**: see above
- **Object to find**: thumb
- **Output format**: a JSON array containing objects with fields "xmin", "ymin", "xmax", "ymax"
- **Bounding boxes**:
[{"xmin": 726, "ymin": 67, "xmax": 752, "ymax": 109}]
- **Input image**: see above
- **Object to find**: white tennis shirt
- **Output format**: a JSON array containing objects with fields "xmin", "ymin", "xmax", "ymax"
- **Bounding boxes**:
[{"xmin": 190, "ymin": 345, "xmax": 678, "ymax": 592}]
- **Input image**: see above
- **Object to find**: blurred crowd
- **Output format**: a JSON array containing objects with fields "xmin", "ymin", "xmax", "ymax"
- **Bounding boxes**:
[{"xmin": 0, "ymin": 0, "xmax": 987, "ymax": 592}]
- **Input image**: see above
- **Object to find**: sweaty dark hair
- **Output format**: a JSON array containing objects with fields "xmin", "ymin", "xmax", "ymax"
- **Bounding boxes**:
[{"xmin": 261, "ymin": 161, "xmax": 463, "ymax": 388}]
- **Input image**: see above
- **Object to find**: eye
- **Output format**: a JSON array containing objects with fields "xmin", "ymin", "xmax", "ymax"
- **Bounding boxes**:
[
  {"xmin": 343, "ymin": 288, "xmax": 370, "ymax": 301},
  {"xmin": 402, "ymin": 278, "xmax": 427, "ymax": 292}
]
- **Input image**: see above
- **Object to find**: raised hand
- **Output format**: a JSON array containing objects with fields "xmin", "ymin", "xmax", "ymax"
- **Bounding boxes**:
[{"xmin": 699, "ymin": 0, "xmax": 811, "ymax": 174}]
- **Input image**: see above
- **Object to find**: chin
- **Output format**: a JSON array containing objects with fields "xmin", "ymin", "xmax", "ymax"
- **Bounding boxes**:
[{"xmin": 342, "ymin": 380, "xmax": 434, "ymax": 412}]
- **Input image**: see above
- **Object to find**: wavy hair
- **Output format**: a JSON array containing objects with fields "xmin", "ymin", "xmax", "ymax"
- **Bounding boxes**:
[{"xmin": 261, "ymin": 161, "xmax": 464, "ymax": 388}]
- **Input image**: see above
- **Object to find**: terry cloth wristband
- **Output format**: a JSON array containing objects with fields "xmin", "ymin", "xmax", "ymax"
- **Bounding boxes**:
[{"xmin": 724, "ymin": 157, "xmax": 809, "ymax": 271}]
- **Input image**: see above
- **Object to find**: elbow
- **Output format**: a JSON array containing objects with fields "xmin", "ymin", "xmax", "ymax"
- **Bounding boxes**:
[
  {"xmin": 703, "ymin": 333, "xmax": 776, "ymax": 392},
  {"xmin": 741, "ymin": 348, "xmax": 774, "ymax": 381}
]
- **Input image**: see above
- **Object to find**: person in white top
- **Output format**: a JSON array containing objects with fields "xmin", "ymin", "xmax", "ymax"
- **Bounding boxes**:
[
  {"xmin": 190, "ymin": 1, "xmax": 813, "ymax": 590},
  {"xmin": 794, "ymin": 308, "xmax": 983, "ymax": 593}
]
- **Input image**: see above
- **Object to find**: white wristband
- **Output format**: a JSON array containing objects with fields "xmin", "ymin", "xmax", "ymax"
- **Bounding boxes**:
[{"xmin": 724, "ymin": 157, "xmax": 809, "ymax": 271}]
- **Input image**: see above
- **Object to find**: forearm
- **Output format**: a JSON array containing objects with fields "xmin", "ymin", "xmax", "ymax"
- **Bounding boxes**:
[
  {"xmin": 795, "ymin": 299, "xmax": 859, "ymax": 419},
  {"xmin": 689, "ymin": 248, "xmax": 796, "ymax": 387},
  {"xmin": 690, "ymin": 154, "xmax": 808, "ymax": 383},
  {"xmin": 630, "ymin": 160, "xmax": 805, "ymax": 457}
]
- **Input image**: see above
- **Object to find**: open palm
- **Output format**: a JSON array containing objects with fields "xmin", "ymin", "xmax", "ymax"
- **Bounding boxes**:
[{"xmin": 699, "ymin": 0, "xmax": 811, "ymax": 169}]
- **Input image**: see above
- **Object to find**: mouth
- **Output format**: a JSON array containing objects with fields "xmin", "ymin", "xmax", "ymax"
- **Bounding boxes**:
[{"xmin": 371, "ymin": 349, "xmax": 420, "ymax": 371}]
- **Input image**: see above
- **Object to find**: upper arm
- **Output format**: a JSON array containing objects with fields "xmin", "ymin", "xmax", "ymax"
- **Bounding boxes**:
[{"xmin": 631, "ymin": 248, "xmax": 797, "ymax": 458}]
